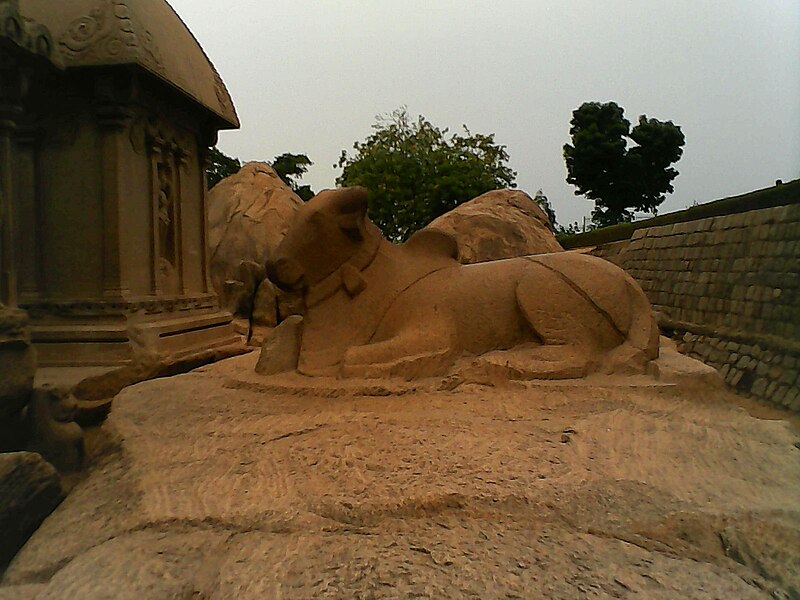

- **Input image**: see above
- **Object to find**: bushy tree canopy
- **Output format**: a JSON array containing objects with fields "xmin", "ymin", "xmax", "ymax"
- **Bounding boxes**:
[
  {"xmin": 563, "ymin": 101, "xmax": 685, "ymax": 227},
  {"xmin": 337, "ymin": 108, "xmax": 517, "ymax": 241},
  {"xmin": 206, "ymin": 147, "xmax": 241, "ymax": 189},
  {"xmin": 272, "ymin": 153, "xmax": 315, "ymax": 201}
]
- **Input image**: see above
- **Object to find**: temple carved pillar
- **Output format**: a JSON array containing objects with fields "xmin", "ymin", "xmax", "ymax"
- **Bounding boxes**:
[
  {"xmin": 94, "ymin": 70, "xmax": 136, "ymax": 301},
  {"xmin": 199, "ymin": 144, "xmax": 212, "ymax": 294},
  {"xmin": 14, "ymin": 127, "xmax": 43, "ymax": 302},
  {"xmin": 0, "ymin": 64, "xmax": 26, "ymax": 307},
  {"xmin": 96, "ymin": 102, "xmax": 133, "ymax": 300}
]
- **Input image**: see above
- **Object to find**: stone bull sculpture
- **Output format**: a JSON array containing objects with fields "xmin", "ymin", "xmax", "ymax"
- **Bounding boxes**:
[{"xmin": 261, "ymin": 187, "xmax": 659, "ymax": 380}]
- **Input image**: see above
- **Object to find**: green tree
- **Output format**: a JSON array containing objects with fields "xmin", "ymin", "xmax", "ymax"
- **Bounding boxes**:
[
  {"xmin": 337, "ymin": 107, "xmax": 517, "ymax": 241},
  {"xmin": 206, "ymin": 146, "xmax": 241, "ymax": 189},
  {"xmin": 272, "ymin": 153, "xmax": 315, "ymax": 201},
  {"xmin": 563, "ymin": 101, "xmax": 685, "ymax": 227},
  {"xmin": 533, "ymin": 189, "xmax": 557, "ymax": 231}
]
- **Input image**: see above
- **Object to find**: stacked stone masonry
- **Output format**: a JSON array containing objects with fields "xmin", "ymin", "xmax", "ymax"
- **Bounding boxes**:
[{"xmin": 594, "ymin": 203, "xmax": 800, "ymax": 411}]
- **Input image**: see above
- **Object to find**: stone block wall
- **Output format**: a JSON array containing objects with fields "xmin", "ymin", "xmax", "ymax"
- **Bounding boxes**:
[{"xmin": 594, "ymin": 203, "xmax": 800, "ymax": 411}]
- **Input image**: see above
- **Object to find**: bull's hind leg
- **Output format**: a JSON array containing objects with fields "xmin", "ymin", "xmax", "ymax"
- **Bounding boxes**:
[
  {"xmin": 506, "ymin": 262, "xmax": 626, "ymax": 379},
  {"xmin": 341, "ymin": 324, "xmax": 455, "ymax": 380}
]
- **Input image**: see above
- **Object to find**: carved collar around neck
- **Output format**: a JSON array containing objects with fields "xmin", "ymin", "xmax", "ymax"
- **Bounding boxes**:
[{"xmin": 304, "ymin": 232, "xmax": 382, "ymax": 309}]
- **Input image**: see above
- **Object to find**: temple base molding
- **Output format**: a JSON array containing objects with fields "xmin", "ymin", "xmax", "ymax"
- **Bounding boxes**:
[{"xmin": 28, "ymin": 306, "xmax": 238, "ymax": 367}]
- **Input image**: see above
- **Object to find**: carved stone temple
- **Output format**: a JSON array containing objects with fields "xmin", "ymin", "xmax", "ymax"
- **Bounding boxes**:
[{"xmin": 0, "ymin": 0, "xmax": 240, "ymax": 366}]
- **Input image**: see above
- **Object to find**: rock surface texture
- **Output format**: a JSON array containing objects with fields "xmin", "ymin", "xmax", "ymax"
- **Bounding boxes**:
[
  {"xmin": 425, "ymin": 189, "xmax": 563, "ymax": 263},
  {"xmin": 208, "ymin": 163, "xmax": 304, "ymax": 318},
  {"xmin": 264, "ymin": 188, "xmax": 658, "ymax": 380},
  {"xmin": 0, "ymin": 453, "xmax": 63, "ymax": 570},
  {"xmin": 1, "ymin": 351, "xmax": 798, "ymax": 598}
]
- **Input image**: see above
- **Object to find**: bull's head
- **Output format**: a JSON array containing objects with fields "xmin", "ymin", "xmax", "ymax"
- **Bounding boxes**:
[{"xmin": 267, "ymin": 187, "xmax": 371, "ymax": 292}]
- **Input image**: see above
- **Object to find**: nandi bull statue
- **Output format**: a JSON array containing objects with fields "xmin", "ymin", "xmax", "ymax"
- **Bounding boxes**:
[{"xmin": 260, "ymin": 187, "xmax": 659, "ymax": 380}]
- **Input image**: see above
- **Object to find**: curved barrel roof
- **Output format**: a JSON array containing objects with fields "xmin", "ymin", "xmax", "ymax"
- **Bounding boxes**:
[{"xmin": 19, "ymin": 0, "xmax": 239, "ymax": 128}]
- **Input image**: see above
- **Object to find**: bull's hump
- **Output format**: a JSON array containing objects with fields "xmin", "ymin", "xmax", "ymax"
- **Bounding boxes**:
[{"xmin": 403, "ymin": 229, "xmax": 459, "ymax": 264}]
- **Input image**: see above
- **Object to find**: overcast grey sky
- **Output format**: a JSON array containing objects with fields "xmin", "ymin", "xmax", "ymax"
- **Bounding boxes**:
[{"xmin": 170, "ymin": 0, "xmax": 800, "ymax": 227}]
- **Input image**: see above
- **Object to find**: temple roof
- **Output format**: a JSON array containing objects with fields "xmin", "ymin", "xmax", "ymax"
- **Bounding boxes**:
[{"xmin": 19, "ymin": 0, "xmax": 239, "ymax": 128}]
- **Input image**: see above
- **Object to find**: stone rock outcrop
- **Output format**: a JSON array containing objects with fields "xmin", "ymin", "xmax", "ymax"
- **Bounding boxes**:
[
  {"xmin": 0, "ymin": 452, "xmax": 63, "ymax": 569},
  {"xmin": 3, "ymin": 352, "xmax": 798, "ymax": 598},
  {"xmin": 208, "ymin": 163, "xmax": 304, "ymax": 317},
  {"xmin": 425, "ymin": 189, "xmax": 563, "ymax": 263}
]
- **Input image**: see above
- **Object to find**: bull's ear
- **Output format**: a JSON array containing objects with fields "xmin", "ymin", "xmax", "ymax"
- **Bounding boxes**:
[
  {"xmin": 335, "ymin": 187, "xmax": 369, "ymax": 240},
  {"xmin": 333, "ymin": 187, "xmax": 369, "ymax": 215}
]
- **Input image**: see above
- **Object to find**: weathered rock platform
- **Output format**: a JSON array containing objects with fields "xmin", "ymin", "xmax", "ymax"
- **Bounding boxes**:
[{"xmin": 1, "ymin": 349, "xmax": 798, "ymax": 599}]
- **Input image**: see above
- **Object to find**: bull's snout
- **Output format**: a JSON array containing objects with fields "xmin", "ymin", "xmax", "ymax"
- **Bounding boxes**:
[{"xmin": 266, "ymin": 256, "xmax": 306, "ymax": 292}]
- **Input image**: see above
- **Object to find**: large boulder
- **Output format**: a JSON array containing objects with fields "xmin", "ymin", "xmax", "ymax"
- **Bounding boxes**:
[
  {"xmin": 425, "ymin": 189, "xmax": 563, "ymax": 263},
  {"xmin": 0, "ymin": 452, "xmax": 63, "ymax": 569},
  {"xmin": 207, "ymin": 163, "xmax": 304, "ymax": 317}
]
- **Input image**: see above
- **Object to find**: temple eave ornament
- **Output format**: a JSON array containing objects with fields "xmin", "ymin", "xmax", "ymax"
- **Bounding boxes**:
[
  {"xmin": 57, "ymin": 0, "xmax": 164, "ymax": 75},
  {"xmin": 0, "ymin": 0, "xmax": 62, "ymax": 68}
]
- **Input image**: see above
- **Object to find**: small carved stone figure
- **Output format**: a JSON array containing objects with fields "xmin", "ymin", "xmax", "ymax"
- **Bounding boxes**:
[
  {"xmin": 0, "ymin": 308, "xmax": 83, "ymax": 470},
  {"xmin": 264, "ymin": 187, "xmax": 659, "ymax": 380},
  {"xmin": 28, "ymin": 387, "xmax": 84, "ymax": 472},
  {"xmin": 157, "ymin": 161, "xmax": 175, "ymax": 266}
]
